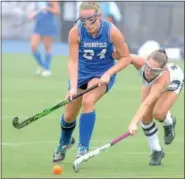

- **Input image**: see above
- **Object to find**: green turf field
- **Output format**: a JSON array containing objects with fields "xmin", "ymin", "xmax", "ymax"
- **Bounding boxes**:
[{"xmin": 2, "ymin": 54, "xmax": 184, "ymax": 178}]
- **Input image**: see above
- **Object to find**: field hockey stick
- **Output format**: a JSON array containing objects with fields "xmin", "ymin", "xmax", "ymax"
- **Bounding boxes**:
[
  {"xmin": 12, "ymin": 84, "xmax": 99, "ymax": 129},
  {"xmin": 73, "ymin": 131, "xmax": 131, "ymax": 172}
]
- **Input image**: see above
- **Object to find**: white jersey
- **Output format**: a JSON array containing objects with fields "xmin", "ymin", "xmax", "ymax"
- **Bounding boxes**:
[{"xmin": 139, "ymin": 63, "xmax": 184, "ymax": 94}]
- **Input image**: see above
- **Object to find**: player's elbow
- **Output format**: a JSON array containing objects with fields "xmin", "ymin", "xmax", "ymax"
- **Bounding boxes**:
[
  {"xmin": 130, "ymin": 54, "xmax": 136, "ymax": 64},
  {"xmin": 127, "ymin": 55, "xmax": 132, "ymax": 64},
  {"xmin": 120, "ymin": 55, "xmax": 132, "ymax": 67},
  {"xmin": 143, "ymin": 100, "xmax": 151, "ymax": 108}
]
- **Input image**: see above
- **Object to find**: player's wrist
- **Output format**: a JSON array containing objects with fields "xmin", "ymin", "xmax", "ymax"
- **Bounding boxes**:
[
  {"xmin": 70, "ymin": 88, "xmax": 77, "ymax": 92},
  {"xmin": 70, "ymin": 87, "xmax": 77, "ymax": 95},
  {"xmin": 105, "ymin": 71, "xmax": 113, "ymax": 77}
]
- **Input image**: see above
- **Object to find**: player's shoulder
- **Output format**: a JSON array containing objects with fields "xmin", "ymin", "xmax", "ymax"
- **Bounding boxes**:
[
  {"xmin": 99, "ymin": 20, "xmax": 115, "ymax": 33},
  {"xmin": 108, "ymin": 23, "xmax": 124, "ymax": 43},
  {"xmin": 100, "ymin": 20, "xmax": 112, "ymax": 35},
  {"xmin": 101, "ymin": 19, "xmax": 112, "ymax": 26},
  {"xmin": 109, "ymin": 22, "xmax": 119, "ymax": 33},
  {"xmin": 68, "ymin": 25, "xmax": 80, "ymax": 42},
  {"xmin": 154, "ymin": 70, "xmax": 169, "ymax": 87},
  {"xmin": 69, "ymin": 25, "xmax": 79, "ymax": 35}
]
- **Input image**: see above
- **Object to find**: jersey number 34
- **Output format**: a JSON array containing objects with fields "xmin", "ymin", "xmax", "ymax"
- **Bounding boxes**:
[{"xmin": 83, "ymin": 49, "xmax": 107, "ymax": 60}]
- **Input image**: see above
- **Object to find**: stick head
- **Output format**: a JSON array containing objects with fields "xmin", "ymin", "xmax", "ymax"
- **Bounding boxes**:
[
  {"xmin": 73, "ymin": 162, "xmax": 80, "ymax": 173},
  {"xmin": 73, "ymin": 156, "xmax": 85, "ymax": 172},
  {"xmin": 12, "ymin": 117, "xmax": 19, "ymax": 128}
]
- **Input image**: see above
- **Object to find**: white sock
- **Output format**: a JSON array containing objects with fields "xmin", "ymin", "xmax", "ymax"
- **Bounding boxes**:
[
  {"xmin": 163, "ymin": 111, "xmax": 173, "ymax": 126},
  {"xmin": 147, "ymin": 133, "xmax": 161, "ymax": 151},
  {"xmin": 141, "ymin": 121, "xmax": 162, "ymax": 151}
]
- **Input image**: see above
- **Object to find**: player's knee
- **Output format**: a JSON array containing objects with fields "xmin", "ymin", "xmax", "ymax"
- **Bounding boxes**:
[
  {"xmin": 44, "ymin": 45, "xmax": 51, "ymax": 53},
  {"xmin": 142, "ymin": 118, "xmax": 152, "ymax": 124},
  {"xmin": 63, "ymin": 113, "xmax": 76, "ymax": 123},
  {"xmin": 31, "ymin": 43, "xmax": 38, "ymax": 52},
  {"xmin": 81, "ymin": 98, "xmax": 94, "ymax": 111},
  {"xmin": 153, "ymin": 109, "xmax": 166, "ymax": 120},
  {"xmin": 44, "ymin": 39, "xmax": 52, "ymax": 52}
]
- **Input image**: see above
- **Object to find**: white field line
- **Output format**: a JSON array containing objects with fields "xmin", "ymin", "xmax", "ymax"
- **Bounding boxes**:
[
  {"xmin": 0, "ymin": 141, "xmax": 182, "ymax": 155},
  {"xmin": 1, "ymin": 136, "xmax": 184, "ymax": 147}
]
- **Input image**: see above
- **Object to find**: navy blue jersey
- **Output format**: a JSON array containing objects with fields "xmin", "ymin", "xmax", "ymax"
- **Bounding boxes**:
[{"xmin": 77, "ymin": 20, "xmax": 115, "ymax": 77}]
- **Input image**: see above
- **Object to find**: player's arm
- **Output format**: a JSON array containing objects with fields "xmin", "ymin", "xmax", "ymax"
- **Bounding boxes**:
[
  {"xmin": 68, "ymin": 26, "xmax": 79, "ymax": 92},
  {"xmin": 28, "ymin": 3, "xmax": 38, "ymax": 20},
  {"xmin": 113, "ymin": 51, "xmax": 146, "ymax": 70},
  {"xmin": 130, "ymin": 72, "xmax": 168, "ymax": 128},
  {"xmin": 47, "ymin": 1, "xmax": 60, "ymax": 15},
  {"xmin": 104, "ymin": 25, "xmax": 132, "ymax": 76},
  {"xmin": 130, "ymin": 54, "xmax": 146, "ymax": 70}
]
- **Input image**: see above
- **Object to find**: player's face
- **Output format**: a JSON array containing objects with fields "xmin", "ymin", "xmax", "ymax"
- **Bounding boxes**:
[
  {"xmin": 79, "ymin": 9, "xmax": 99, "ymax": 34},
  {"xmin": 144, "ymin": 58, "xmax": 165, "ymax": 80}
]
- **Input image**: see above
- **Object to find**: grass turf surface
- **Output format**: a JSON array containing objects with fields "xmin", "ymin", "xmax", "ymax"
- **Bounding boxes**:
[{"xmin": 2, "ymin": 54, "xmax": 184, "ymax": 178}]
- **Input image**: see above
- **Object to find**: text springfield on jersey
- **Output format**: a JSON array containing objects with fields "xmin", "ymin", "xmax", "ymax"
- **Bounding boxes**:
[{"xmin": 83, "ymin": 42, "xmax": 107, "ymax": 48}]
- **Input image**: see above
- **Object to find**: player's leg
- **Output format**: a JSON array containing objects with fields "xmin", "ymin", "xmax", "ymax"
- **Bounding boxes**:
[
  {"xmin": 53, "ymin": 89, "xmax": 83, "ymax": 162},
  {"xmin": 42, "ymin": 36, "xmax": 53, "ymax": 77},
  {"xmin": 30, "ymin": 34, "xmax": 44, "ymax": 74},
  {"xmin": 141, "ymin": 86, "xmax": 165, "ymax": 166},
  {"xmin": 153, "ymin": 90, "xmax": 181, "ymax": 145},
  {"xmin": 77, "ymin": 77, "xmax": 114, "ymax": 158}
]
